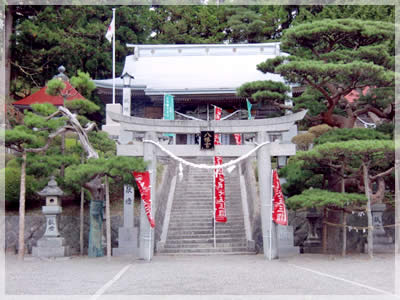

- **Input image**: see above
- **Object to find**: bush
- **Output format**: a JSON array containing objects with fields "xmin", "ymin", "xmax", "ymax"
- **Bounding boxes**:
[
  {"xmin": 6, "ymin": 158, "xmax": 20, "ymax": 168},
  {"xmin": 3, "ymin": 167, "xmax": 39, "ymax": 210},
  {"xmin": 292, "ymin": 132, "xmax": 315, "ymax": 151},
  {"xmin": 308, "ymin": 124, "xmax": 332, "ymax": 138},
  {"xmin": 314, "ymin": 128, "xmax": 390, "ymax": 145},
  {"xmin": 376, "ymin": 123, "xmax": 394, "ymax": 139}
]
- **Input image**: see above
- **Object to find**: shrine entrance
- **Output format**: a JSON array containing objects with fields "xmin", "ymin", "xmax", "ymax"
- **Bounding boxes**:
[{"xmin": 108, "ymin": 107, "xmax": 306, "ymax": 261}]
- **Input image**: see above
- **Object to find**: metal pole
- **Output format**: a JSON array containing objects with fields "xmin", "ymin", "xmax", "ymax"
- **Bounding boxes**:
[
  {"xmin": 112, "ymin": 8, "xmax": 116, "ymax": 104},
  {"xmin": 213, "ymin": 166, "xmax": 216, "ymax": 248},
  {"xmin": 213, "ymin": 105, "xmax": 216, "ymax": 248},
  {"xmin": 270, "ymin": 169, "xmax": 273, "ymax": 261}
]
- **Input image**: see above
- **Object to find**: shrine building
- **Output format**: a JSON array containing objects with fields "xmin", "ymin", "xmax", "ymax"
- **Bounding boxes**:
[{"xmin": 94, "ymin": 42, "xmax": 298, "ymax": 145}]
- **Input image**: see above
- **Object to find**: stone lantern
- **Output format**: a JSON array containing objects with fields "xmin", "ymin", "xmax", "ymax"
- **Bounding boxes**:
[{"xmin": 32, "ymin": 176, "xmax": 69, "ymax": 257}]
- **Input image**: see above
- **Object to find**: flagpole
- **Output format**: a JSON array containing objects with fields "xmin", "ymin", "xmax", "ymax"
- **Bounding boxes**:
[
  {"xmin": 213, "ymin": 106, "xmax": 217, "ymax": 249},
  {"xmin": 112, "ymin": 8, "xmax": 116, "ymax": 105},
  {"xmin": 270, "ymin": 169, "xmax": 273, "ymax": 261}
]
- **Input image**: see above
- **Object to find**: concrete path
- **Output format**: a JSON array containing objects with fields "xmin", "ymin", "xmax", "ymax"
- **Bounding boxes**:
[{"xmin": 4, "ymin": 253, "xmax": 398, "ymax": 299}]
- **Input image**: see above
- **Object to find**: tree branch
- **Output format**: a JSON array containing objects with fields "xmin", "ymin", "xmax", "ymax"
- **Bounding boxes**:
[
  {"xmin": 354, "ymin": 104, "xmax": 389, "ymax": 119},
  {"xmin": 25, "ymin": 126, "xmax": 74, "ymax": 153},
  {"xmin": 370, "ymin": 166, "xmax": 395, "ymax": 180},
  {"xmin": 303, "ymin": 77, "xmax": 333, "ymax": 104}
]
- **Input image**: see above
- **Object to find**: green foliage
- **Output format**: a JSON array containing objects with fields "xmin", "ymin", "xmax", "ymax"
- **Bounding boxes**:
[
  {"xmin": 5, "ymin": 127, "xmax": 36, "ymax": 149},
  {"xmin": 376, "ymin": 123, "xmax": 394, "ymax": 139},
  {"xmin": 64, "ymin": 156, "xmax": 147, "ymax": 194},
  {"xmin": 6, "ymin": 158, "xmax": 20, "ymax": 168},
  {"xmin": 46, "ymin": 79, "xmax": 66, "ymax": 97},
  {"xmin": 308, "ymin": 124, "xmax": 332, "ymax": 139},
  {"xmin": 88, "ymin": 131, "xmax": 116, "ymax": 156},
  {"xmin": 292, "ymin": 87, "xmax": 327, "ymax": 118},
  {"xmin": 257, "ymin": 56, "xmax": 286, "ymax": 74},
  {"xmin": 9, "ymin": 5, "xmax": 395, "ymax": 100},
  {"xmin": 23, "ymin": 109, "xmax": 64, "ymax": 131},
  {"xmin": 299, "ymin": 140, "xmax": 394, "ymax": 171},
  {"xmin": 31, "ymin": 103, "xmax": 58, "ymax": 116},
  {"xmin": 315, "ymin": 128, "xmax": 390, "ymax": 145},
  {"xmin": 70, "ymin": 70, "xmax": 96, "ymax": 99},
  {"xmin": 279, "ymin": 160, "xmax": 323, "ymax": 197},
  {"xmin": 291, "ymin": 132, "xmax": 315, "ymax": 151},
  {"xmin": 10, "ymin": 6, "xmax": 153, "ymax": 97},
  {"xmin": 258, "ymin": 18, "xmax": 395, "ymax": 128},
  {"xmin": 293, "ymin": 5, "xmax": 395, "ymax": 26},
  {"xmin": 3, "ymin": 167, "xmax": 38, "ymax": 209},
  {"xmin": 286, "ymin": 188, "xmax": 367, "ymax": 210},
  {"xmin": 236, "ymin": 80, "xmax": 289, "ymax": 106},
  {"xmin": 65, "ymin": 99, "xmax": 99, "ymax": 115}
]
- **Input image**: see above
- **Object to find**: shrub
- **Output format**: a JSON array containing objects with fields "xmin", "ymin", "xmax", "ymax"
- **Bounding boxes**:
[
  {"xmin": 308, "ymin": 124, "xmax": 332, "ymax": 138},
  {"xmin": 292, "ymin": 132, "xmax": 315, "ymax": 151},
  {"xmin": 3, "ymin": 167, "xmax": 39, "ymax": 210},
  {"xmin": 314, "ymin": 128, "xmax": 390, "ymax": 145}
]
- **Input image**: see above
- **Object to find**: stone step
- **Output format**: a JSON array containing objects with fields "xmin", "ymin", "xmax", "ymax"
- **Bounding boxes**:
[
  {"xmin": 157, "ymin": 251, "xmax": 256, "ymax": 256},
  {"xmin": 165, "ymin": 237, "xmax": 249, "ymax": 244},
  {"xmin": 163, "ymin": 242, "xmax": 249, "ymax": 249},
  {"xmin": 167, "ymin": 230, "xmax": 246, "ymax": 236},
  {"xmin": 167, "ymin": 234, "xmax": 246, "ymax": 240},
  {"xmin": 170, "ymin": 213, "xmax": 215, "ymax": 217},
  {"xmin": 159, "ymin": 247, "xmax": 252, "ymax": 254},
  {"xmin": 170, "ymin": 215, "xmax": 244, "ymax": 220},
  {"xmin": 168, "ymin": 225, "xmax": 246, "ymax": 232},
  {"xmin": 169, "ymin": 220, "xmax": 244, "ymax": 226}
]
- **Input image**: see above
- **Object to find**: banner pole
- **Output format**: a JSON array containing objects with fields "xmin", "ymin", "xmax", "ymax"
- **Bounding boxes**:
[
  {"xmin": 213, "ymin": 168, "xmax": 216, "ymax": 248},
  {"xmin": 112, "ymin": 8, "xmax": 116, "ymax": 104},
  {"xmin": 270, "ymin": 169, "xmax": 273, "ymax": 261}
]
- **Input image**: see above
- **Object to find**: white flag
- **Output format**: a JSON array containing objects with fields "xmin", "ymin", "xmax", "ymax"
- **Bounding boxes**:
[{"xmin": 105, "ymin": 16, "xmax": 115, "ymax": 43}]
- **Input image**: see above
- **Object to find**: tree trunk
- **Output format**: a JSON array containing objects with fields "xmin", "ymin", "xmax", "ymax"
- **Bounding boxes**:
[
  {"xmin": 363, "ymin": 162, "xmax": 373, "ymax": 258},
  {"xmin": 88, "ymin": 200, "xmax": 104, "ymax": 257},
  {"xmin": 60, "ymin": 132, "xmax": 65, "ymax": 177},
  {"xmin": 341, "ymin": 167, "xmax": 347, "ymax": 256},
  {"xmin": 80, "ymin": 154, "xmax": 85, "ymax": 256},
  {"xmin": 5, "ymin": 6, "xmax": 14, "ymax": 100},
  {"xmin": 80, "ymin": 187, "xmax": 84, "ymax": 256},
  {"xmin": 18, "ymin": 151, "xmax": 27, "ymax": 260},
  {"xmin": 85, "ymin": 176, "xmax": 105, "ymax": 257},
  {"xmin": 322, "ymin": 207, "xmax": 327, "ymax": 254},
  {"xmin": 105, "ymin": 175, "xmax": 111, "ymax": 261},
  {"xmin": 342, "ymin": 210, "xmax": 347, "ymax": 257}
]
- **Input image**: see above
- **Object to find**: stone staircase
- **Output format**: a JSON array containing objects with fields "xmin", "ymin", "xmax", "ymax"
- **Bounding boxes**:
[{"xmin": 158, "ymin": 157, "xmax": 255, "ymax": 255}]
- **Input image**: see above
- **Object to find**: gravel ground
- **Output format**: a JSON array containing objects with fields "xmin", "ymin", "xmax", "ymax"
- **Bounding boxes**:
[{"xmin": 4, "ymin": 252, "xmax": 397, "ymax": 298}]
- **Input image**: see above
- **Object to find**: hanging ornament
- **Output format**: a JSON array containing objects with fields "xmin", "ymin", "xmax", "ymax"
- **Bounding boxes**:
[
  {"xmin": 363, "ymin": 228, "xmax": 366, "ymax": 233},
  {"xmin": 178, "ymin": 163, "xmax": 183, "ymax": 182}
]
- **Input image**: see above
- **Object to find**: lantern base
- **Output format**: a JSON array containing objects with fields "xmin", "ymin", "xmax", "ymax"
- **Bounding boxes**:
[{"xmin": 32, "ymin": 237, "xmax": 69, "ymax": 258}]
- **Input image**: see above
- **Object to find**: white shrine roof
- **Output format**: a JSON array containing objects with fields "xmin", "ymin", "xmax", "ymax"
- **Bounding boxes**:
[{"xmin": 94, "ymin": 43, "xmax": 287, "ymax": 95}]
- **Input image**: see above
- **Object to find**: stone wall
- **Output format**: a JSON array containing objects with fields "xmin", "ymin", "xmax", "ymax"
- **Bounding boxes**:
[
  {"xmin": 154, "ymin": 158, "xmax": 177, "ymax": 248},
  {"xmin": 5, "ymin": 215, "xmax": 123, "ymax": 255}
]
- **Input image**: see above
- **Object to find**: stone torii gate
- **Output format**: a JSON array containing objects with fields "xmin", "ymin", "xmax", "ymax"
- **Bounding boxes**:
[{"xmin": 108, "ymin": 109, "xmax": 306, "ymax": 261}]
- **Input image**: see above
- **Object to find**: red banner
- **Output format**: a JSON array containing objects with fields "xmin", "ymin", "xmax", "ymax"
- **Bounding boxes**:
[
  {"xmin": 234, "ymin": 134, "xmax": 241, "ymax": 145},
  {"xmin": 133, "ymin": 171, "xmax": 155, "ymax": 228},
  {"xmin": 272, "ymin": 170, "xmax": 288, "ymax": 226},
  {"xmin": 214, "ymin": 106, "xmax": 227, "ymax": 222}
]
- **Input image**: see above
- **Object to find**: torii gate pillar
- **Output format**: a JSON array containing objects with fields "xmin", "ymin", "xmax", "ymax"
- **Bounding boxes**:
[
  {"xmin": 257, "ymin": 131, "xmax": 278, "ymax": 259},
  {"xmin": 139, "ymin": 131, "xmax": 157, "ymax": 261}
]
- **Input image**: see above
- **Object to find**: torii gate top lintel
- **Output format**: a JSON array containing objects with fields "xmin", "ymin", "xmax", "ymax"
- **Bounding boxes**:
[{"xmin": 109, "ymin": 110, "xmax": 307, "ymax": 134}]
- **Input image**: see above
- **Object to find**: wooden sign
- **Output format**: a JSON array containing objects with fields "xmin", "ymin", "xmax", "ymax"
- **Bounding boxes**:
[{"xmin": 200, "ymin": 131, "xmax": 214, "ymax": 150}]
